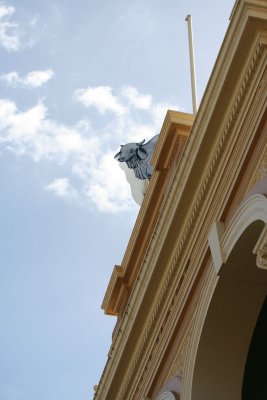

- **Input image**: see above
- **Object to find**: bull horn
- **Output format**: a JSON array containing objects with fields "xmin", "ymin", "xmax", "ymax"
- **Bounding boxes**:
[{"xmin": 137, "ymin": 139, "xmax": 145, "ymax": 146}]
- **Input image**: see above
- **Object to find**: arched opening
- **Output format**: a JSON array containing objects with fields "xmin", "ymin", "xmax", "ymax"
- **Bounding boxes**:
[{"xmin": 191, "ymin": 220, "xmax": 267, "ymax": 400}]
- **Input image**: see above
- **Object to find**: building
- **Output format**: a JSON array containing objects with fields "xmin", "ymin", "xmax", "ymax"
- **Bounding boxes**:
[{"xmin": 95, "ymin": 1, "xmax": 267, "ymax": 399}]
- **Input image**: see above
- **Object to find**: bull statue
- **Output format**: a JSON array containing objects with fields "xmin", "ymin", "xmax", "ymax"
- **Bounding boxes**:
[{"xmin": 114, "ymin": 134, "xmax": 159, "ymax": 180}]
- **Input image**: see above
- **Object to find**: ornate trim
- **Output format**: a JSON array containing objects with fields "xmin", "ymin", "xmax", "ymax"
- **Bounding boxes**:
[
  {"xmin": 163, "ymin": 134, "xmax": 188, "ymax": 200},
  {"xmin": 171, "ymin": 329, "xmax": 192, "ymax": 378},
  {"xmin": 256, "ymin": 243, "xmax": 267, "ymax": 269},
  {"xmin": 253, "ymin": 145, "xmax": 267, "ymax": 184},
  {"xmin": 253, "ymin": 224, "xmax": 267, "ymax": 269},
  {"xmin": 223, "ymin": 194, "xmax": 267, "ymax": 261},
  {"xmin": 156, "ymin": 392, "xmax": 176, "ymax": 400},
  {"xmin": 117, "ymin": 39, "xmax": 267, "ymax": 400}
]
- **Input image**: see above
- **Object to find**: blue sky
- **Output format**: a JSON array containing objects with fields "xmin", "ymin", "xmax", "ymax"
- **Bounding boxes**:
[{"xmin": 0, "ymin": 1, "xmax": 234, "ymax": 399}]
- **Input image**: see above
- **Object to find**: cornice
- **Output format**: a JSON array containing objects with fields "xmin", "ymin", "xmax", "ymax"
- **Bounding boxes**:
[{"xmin": 101, "ymin": 111, "xmax": 193, "ymax": 316}]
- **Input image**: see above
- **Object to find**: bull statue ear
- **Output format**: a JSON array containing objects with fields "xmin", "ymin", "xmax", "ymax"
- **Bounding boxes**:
[
  {"xmin": 137, "ymin": 146, "xmax": 147, "ymax": 160},
  {"xmin": 136, "ymin": 139, "xmax": 145, "ymax": 146}
]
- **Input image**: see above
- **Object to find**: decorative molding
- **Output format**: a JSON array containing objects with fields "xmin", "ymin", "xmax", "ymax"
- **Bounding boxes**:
[
  {"xmin": 181, "ymin": 263, "xmax": 218, "ymax": 400},
  {"xmin": 223, "ymin": 194, "xmax": 267, "ymax": 262},
  {"xmin": 171, "ymin": 329, "xmax": 192, "ymax": 378},
  {"xmin": 253, "ymin": 145, "xmax": 267, "ymax": 184},
  {"xmin": 156, "ymin": 392, "xmax": 176, "ymax": 400},
  {"xmin": 163, "ymin": 134, "xmax": 188, "ymax": 201},
  {"xmin": 256, "ymin": 244, "xmax": 267, "ymax": 269},
  {"xmin": 111, "ymin": 288, "xmax": 131, "ymax": 341},
  {"xmin": 208, "ymin": 221, "xmax": 225, "ymax": 273},
  {"xmin": 116, "ymin": 37, "xmax": 267, "ymax": 400},
  {"xmin": 253, "ymin": 224, "xmax": 267, "ymax": 269}
]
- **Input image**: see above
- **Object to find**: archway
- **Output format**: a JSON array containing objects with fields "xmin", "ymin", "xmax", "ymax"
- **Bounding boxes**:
[
  {"xmin": 180, "ymin": 190, "xmax": 267, "ymax": 400},
  {"xmin": 191, "ymin": 218, "xmax": 267, "ymax": 400}
]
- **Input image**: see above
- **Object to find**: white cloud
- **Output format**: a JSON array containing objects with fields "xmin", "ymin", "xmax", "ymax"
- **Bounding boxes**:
[
  {"xmin": 151, "ymin": 102, "xmax": 183, "ymax": 127},
  {"xmin": 45, "ymin": 178, "xmax": 77, "ymax": 198},
  {"xmin": 74, "ymin": 86, "xmax": 126, "ymax": 116},
  {"xmin": 0, "ymin": 85, "xmax": 181, "ymax": 213},
  {"xmin": 0, "ymin": 3, "xmax": 19, "ymax": 51},
  {"xmin": 0, "ymin": 2, "xmax": 43, "ymax": 52},
  {"xmin": 8, "ymin": 101, "xmax": 46, "ymax": 140},
  {"xmin": 0, "ymin": 98, "xmax": 17, "ymax": 129},
  {"xmin": 0, "ymin": 69, "xmax": 55, "ymax": 88},
  {"xmin": 86, "ymin": 152, "xmax": 134, "ymax": 213},
  {"xmin": 121, "ymin": 86, "xmax": 152, "ymax": 109},
  {"xmin": 0, "ymin": 98, "xmax": 98, "ymax": 161},
  {"xmin": 19, "ymin": 69, "xmax": 54, "ymax": 87},
  {"xmin": 0, "ymin": 4, "xmax": 14, "ymax": 18}
]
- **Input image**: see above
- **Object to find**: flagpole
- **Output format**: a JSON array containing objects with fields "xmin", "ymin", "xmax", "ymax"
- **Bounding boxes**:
[{"xmin": 185, "ymin": 15, "xmax": 198, "ymax": 115}]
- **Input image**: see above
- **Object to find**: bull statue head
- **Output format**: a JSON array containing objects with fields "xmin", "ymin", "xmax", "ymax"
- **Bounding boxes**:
[
  {"xmin": 114, "ymin": 134, "xmax": 159, "ymax": 180},
  {"xmin": 114, "ymin": 139, "xmax": 146, "ymax": 163}
]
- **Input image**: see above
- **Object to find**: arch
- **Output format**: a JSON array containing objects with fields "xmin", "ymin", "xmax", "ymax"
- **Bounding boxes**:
[
  {"xmin": 222, "ymin": 194, "xmax": 267, "ymax": 266},
  {"xmin": 208, "ymin": 194, "xmax": 267, "ymax": 273},
  {"xmin": 183, "ymin": 194, "xmax": 267, "ymax": 400}
]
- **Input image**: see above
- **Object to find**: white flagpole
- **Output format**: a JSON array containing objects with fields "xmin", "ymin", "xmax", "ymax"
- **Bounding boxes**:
[{"xmin": 185, "ymin": 15, "xmax": 198, "ymax": 115}]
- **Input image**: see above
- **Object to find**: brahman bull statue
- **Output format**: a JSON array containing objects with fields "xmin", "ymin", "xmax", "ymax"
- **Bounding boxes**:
[{"xmin": 114, "ymin": 134, "xmax": 159, "ymax": 180}]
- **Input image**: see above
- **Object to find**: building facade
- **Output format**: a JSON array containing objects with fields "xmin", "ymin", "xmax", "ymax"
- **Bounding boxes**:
[{"xmin": 95, "ymin": 1, "xmax": 267, "ymax": 399}]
